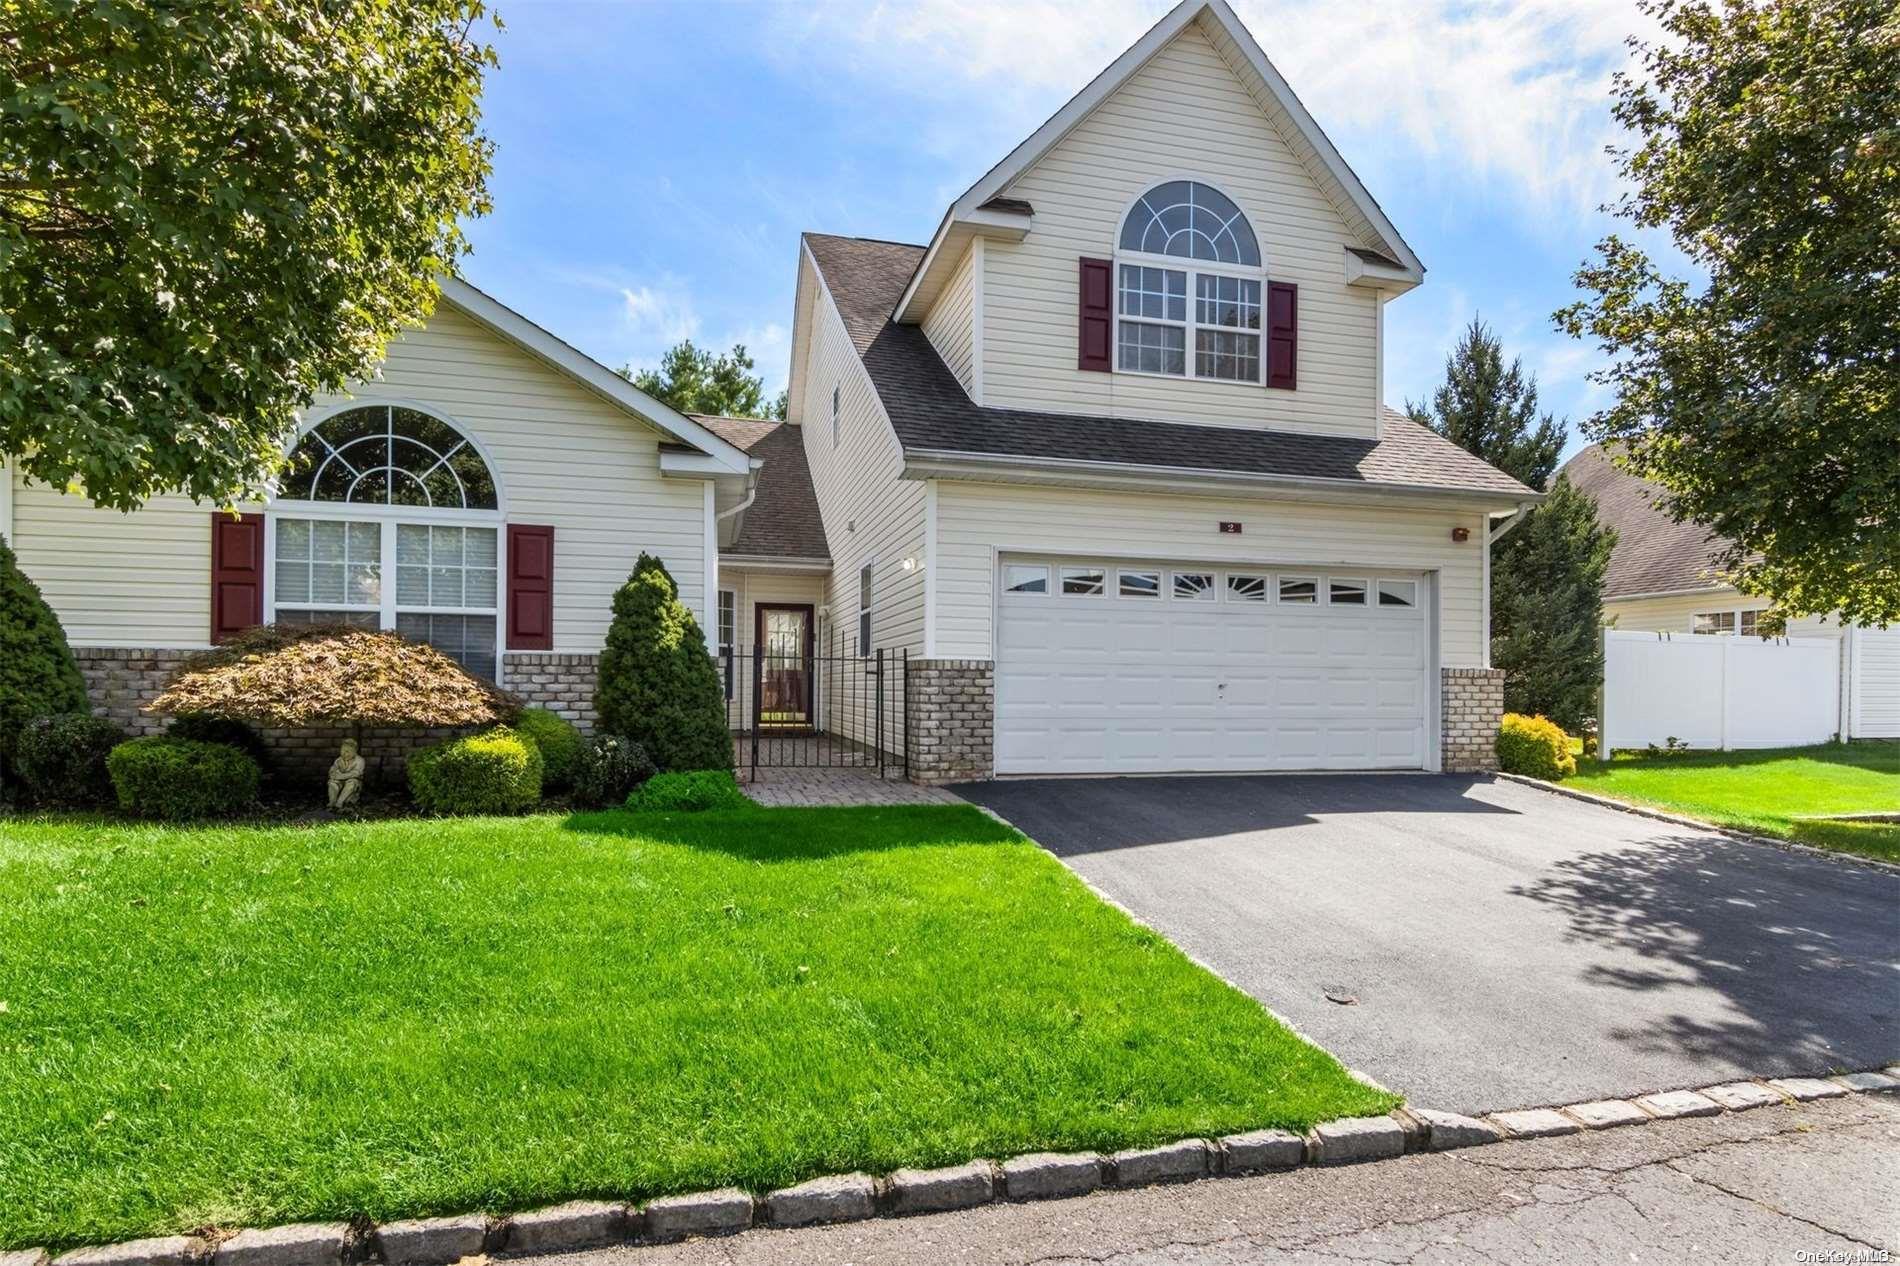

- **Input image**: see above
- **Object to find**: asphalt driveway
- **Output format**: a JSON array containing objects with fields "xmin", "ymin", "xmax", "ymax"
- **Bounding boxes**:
[{"xmin": 954, "ymin": 773, "xmax": 1900, "ymax": 1115}]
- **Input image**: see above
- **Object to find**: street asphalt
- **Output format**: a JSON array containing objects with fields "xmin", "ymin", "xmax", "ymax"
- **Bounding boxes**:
[
  {"xmin": 954, "ymin": 773, "xmax": 1900, "ymax": 1115},
  {"xmin": 539, "ymin": 1092, "xmax": 1899, "ymax": 1264}
]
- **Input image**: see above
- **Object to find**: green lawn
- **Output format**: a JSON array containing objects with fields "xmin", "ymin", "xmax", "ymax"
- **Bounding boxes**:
[
  {"xmin": 0, "ymin": 804, "xmax": 1390, "ymax": 1248},
  {"xmin": 1567, "ymin": 742, "xmax": 1900, "ymax": 862}
]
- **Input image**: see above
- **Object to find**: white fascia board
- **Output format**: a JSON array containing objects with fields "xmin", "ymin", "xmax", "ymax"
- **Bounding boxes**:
[
  {"xmin": 717, "ymin": 555, "xmax": 833, "ymax": 573},
  {"xmin": 436, "ymin": 276, "xmax": 751, "ymax": 475},
  {"xmin": 1345, "ymin": 249, "xmax": 1419, "ymax": 291},
  {"xmin": 1606, "ymin": 584, "xmax": 1739, "ymax": 602},
  {"xmin": 785, "ymin": 250, "xmax": 818, "ymax": 426},
  {"xmin": 893, "ymin": 210, "xmax": 1032, "ymax": 325},
  {"xmin": 902, "ymin": 448, "xmax": 1541, "ymax": 513}
]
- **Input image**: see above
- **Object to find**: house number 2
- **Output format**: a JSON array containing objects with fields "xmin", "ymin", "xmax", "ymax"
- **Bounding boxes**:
[{"xmin": 1218, "ymin": 521, "xmax": 1243, "ymax": 534}]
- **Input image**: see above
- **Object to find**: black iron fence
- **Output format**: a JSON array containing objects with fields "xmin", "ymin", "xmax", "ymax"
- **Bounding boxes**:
[{"xmin": 721, "ymin": 644, "xmax": 908, "ymax": 778}]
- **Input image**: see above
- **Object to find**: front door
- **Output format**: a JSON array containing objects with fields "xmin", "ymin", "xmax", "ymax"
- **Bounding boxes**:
[{"xmin": 757, "ymin": 604, "xmax": 814, "ymax": 729}]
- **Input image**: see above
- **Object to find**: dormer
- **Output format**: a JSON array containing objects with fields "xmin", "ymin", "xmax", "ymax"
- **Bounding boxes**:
[{"xmin": 900, "ymin": 0, "xmax": 1421, "ymax": 442}]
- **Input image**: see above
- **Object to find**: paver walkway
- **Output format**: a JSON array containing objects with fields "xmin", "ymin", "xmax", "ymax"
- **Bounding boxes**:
[{"xmin": 741, "ymin": 768, "xmax": 959, "ymax": 808}]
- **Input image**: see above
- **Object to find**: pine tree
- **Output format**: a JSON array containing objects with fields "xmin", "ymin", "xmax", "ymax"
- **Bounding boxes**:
[
  {"xmin": 0, "ymin": 531, "xmax": 89, "ymax": 766},
  {"xmin": 1407, "ymin": 318, "xmax": 1565, "ymax": 489},
  {"xmin": 594, "ymin": 553, "xmax": 733, "ymax": 772},
  {"xmin": 1490, "ymin": 479, "xmax": 1616, "ymax": 732}
]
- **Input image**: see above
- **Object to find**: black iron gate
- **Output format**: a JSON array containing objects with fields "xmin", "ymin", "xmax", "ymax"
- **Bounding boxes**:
[{"xmin": 721, "ymin": 644, "xmax": 908, "ymax": 779}]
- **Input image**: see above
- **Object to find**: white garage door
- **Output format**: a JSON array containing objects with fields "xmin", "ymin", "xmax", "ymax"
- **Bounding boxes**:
[{"xmin": 995, "ymin": 558, "xmax": 1431, "ymax": 775}]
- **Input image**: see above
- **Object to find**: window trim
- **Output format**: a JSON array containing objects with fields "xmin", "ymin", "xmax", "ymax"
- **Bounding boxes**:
[
  {"xmin": 1691, "ymin": 606, "xmax": 1770, "ymax": 636},
  {"xmin": 1171, "ymin": 570, "xmax": 1218, "ymax": 601},
  {"xmin": 1226, "ymin": 572, "xmax": 1268, "ymax": 602},
  {"xmin": 1277, "ymin": 574, "xmax": 1320, "ymax": 605},
  {"xmin": 1118, "ymin": 568, "xmax": 1161, "ymax": 598},
  {"xmin": 1327, "ymin": 577, "xmax": 1370, "ymax": 607},
  {"xmin": 1111, "ymin": 180, "xmax": 1267, "ymax": 386},
  {"xmin": 857, "ymin": 560, "xmax": 874, "ymax": 656},
  {"xmin": 1059, "ymin": 566, "xmax": 1107, "ymax": 596},
  {"xmin": 1003, "ymin": 563, "xmax": 1051, "ymax": 596},
  {"xmin": 831, "ymin": 384, "xmax": 842, "ymax": 450},
  {"xmin": 1376, "ymin": 578, "xmax": 1418, "ymax": 609}
]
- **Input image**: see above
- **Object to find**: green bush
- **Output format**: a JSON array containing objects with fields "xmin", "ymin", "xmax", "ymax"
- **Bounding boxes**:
[
  {"xmin": 15, "ymin": 713, "xmax": 123, "ymax": 807},
  {"xmin": 408, "ymin": 726, "xmax": 543, "ymax": 816},
  {"xmin": 626, "ymin": 769, "xmax": 748, "ymax": 813},
  {"xmin": 167, "ymin": 712, "xmax": 271, "ymax": 776},
  {"xmin": 1496, "ymin": 712, "xmax": 1577, "ymax": 781},
  {"xmin": 0, "ymin": 532, "xmax": 88, "ymax": 768},
  {"xmin": 594, "ymin": 553, "xmax": 733, "ymax": 773},
  {"xmin": 570, "ymin": 733, "xmax": 655, "ymax": 809},
  {"xmin": 514, "ymin": 707, "xmax": 585, "ymax": 793},
  {"xmin": 107, "ymin": 737, "xmax": 261, "ymax": 820}
]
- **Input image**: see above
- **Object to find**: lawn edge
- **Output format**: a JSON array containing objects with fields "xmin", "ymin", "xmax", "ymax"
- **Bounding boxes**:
[
  {"xmin": 1492, "ymin": 771, "xmax": 1900, "ymax": 874},
  {"xmin": 21, "ymin": 1067, "xmax": 1898, "ymax": 1262}
]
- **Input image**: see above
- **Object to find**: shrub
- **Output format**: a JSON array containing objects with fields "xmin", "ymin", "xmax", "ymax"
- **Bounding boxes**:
[
  {"xmin": 594, "ymin": 553, "xmax": 733, "ymax": 773},
  {"xmin": 167, "ymin": 712, "xmax": 271, "ymax": 776},
  {"xmin": 570, "ymin": 733, "xmax": 655, "ymax": 809},
  {"xmin": 0, "ymin": 532, "xmax": 88, "ymax": 767},
  {"xmin": 408, "ymin": 727, "xmax": 543, "ymax": 816},
  {"xmin": 1496, "ymin": 713, "xmax": 1576, "ymax": 781},
  {"xmin": 107, "ymin": 737, "xmax": 261, "ymax": 820},
  {"xmin": 626, "ymin": 769, "xmax": 748, "ymax": 813},
  {"xmin": 15, "ymin": 713, "xmax": 123, "ymax": 807},
  {"xmin": 514, "ymin": 707, "xmax": 585, "ymax": 793}
]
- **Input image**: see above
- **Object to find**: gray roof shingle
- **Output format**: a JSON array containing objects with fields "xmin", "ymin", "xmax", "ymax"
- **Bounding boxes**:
[
  {"xmin": 1561, "ymin": 442, "xmax": 1731, "ymax": 598},
  {"xmin": 694, "ymin": 415, "xmax": 830, "ymax": 561},
  {"xmin": 803, "ymin": 232, "xmax": 1533, "ymax": 499}
]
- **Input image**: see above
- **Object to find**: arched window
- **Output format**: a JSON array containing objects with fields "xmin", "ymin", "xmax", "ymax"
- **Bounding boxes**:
[
  {"xmin": 269, "ymin": 404, "xmax": 502, "ymax": 679},
  {"xmin": 285, "ymin": 404, "xmax": 498, "ymax": 509},
  {"xmin": 1115, "ymin": 181, "xmax": 1264, "ymax": 382}
]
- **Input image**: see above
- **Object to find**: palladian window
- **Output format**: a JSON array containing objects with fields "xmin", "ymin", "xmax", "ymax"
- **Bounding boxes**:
[
  {"xmin": 1115, "ymin": 180, "xmax": 1264, "ymax": 383},
  {"xmin": 271, "ymin": 405, "xmax": 502, "ymax": 679}
]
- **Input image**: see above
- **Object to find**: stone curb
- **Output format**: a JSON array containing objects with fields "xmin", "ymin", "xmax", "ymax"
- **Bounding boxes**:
[
  {"xmin": 1490, "ymin": 771, "xmax": 1900, "ymax": 875},
  {"xmin": 23, "ymin": 1064, "xmax": 1897, "ymax": 1261}
]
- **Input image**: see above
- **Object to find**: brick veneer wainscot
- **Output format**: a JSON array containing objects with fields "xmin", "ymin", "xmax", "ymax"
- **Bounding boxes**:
[
  {"xmin": 906, "ymin": 659, "xmax": 994, "ymax": 785},
  {"xmin": 1441, "ymin": 667, "xmax": 1505, "ymax": 773},
  {"xmin": 75, "ymin": 647, "xmax": 604, "ymax": 787}
]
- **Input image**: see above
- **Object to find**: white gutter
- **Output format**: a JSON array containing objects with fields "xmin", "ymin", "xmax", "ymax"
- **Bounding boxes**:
[{"xmin": 1487, "ymin": 500, "xmax": 1540, "ymax": 543}]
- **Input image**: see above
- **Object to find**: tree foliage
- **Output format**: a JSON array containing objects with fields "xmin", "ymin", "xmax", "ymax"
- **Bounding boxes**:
[
  {"xmin": 0, "ymin": 0, "xmax": 497, "ymax": 511},
  {"xmin": 1556, "ymin": 0, "xmax": 1899, "ymax": 626},
  {"xmin": 624, "ymin": 340, "xmax": 785, "ymax": 420},
  {"xmin": 0, "ymin": 530, "xmax": 88, "ymax": 764},
  {"xmin": 595, "ymin": 553, "xmax": 733, "ymax": 772},
  {"xmin": 1406, "ymin": 318, "xmax": 1565, "ymax": 489},
  {"xmin": 149, "ymin": 623, "xmax": 517, "ymax": 729},
  {"xmin": 1491, "ymin": 479, "xmax": 1617, "ymax": 732}
]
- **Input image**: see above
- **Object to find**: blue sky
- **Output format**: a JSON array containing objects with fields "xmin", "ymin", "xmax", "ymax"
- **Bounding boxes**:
[{"xmin": 461, "ymin": 0, "xmax": 1663, "ymax": 461}]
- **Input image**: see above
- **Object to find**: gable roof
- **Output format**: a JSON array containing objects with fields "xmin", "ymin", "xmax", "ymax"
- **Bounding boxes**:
[
  {"xmin": 693, "ymin": 415, "xmax": 830, "ymax": 561},
  {"xmin": 436, "ymin": 277, "xmax": 750, "ymax": 474},
  {"xmin": 895, "ymin": 0, "xmax": 1421, "ymax": 322},
  {"xmin": 808, "ymin": 233, "xmax": 1531, "ymax": 502},
  {"xmin": 1561, "ymin": 443, "xmax": 1732, "ymax": 598}
]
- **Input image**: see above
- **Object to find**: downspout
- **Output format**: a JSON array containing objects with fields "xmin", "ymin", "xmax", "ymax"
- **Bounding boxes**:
[{"xmin": 714, "ymin": 459, "xmax": 764, "ymax": 540}]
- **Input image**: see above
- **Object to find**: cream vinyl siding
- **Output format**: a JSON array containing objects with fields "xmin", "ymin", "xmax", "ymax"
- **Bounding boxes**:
[
  {"xmin": 1605, "ymin": 590, "xmax": 1843, "ymax": 639},
  {"xmin": 978, "ymin": 22, "xmax": 1379, "ymax": 438},
  {"xmin": 932, "ymin": 481, "xmax": 1485, "ymax": 667},
  {"xmin": 717, "ymin": 566, "xmax": 829, "ymax": 724},
  {"xmin": 922, "ymin": 242, "xmax": 978, "ymax": 397},
  {"xmin": 799, "ymin": 254, "xmax": 926, "ymax": 741},
  {"xmin": 8, "ymin": 302, "xmax": 708, "ymax": 653},
  {"xmin": 9, "ymin": 482, "xmax": 217, "ymax": 648}
]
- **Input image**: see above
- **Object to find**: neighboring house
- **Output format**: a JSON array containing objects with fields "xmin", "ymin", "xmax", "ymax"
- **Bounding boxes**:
[
  {"xmin": 1562, "ymin": 443, "xmax": 1899, "ymax": 739},
  {"xmin": 0, "ymin": 278, "xmax": 758, "ymax": 767},
  {"xmin": 749, "ymin": 0, "xmax": 1538, "ymax": 781}
]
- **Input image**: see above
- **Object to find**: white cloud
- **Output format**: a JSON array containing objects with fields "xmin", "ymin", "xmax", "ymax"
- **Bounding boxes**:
[
  {"xmin": 619, "ymin": 284, "xmax": 701, "ymax": 347},
  {"xmin": 764, "ymin": 0, "xmax": 1659, "ymax": 220}
]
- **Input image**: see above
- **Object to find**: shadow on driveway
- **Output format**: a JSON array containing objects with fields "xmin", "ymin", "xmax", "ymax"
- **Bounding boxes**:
[{"xmin": 955, "ymin": 773, "xmax": 1900, "ymax": 1113}]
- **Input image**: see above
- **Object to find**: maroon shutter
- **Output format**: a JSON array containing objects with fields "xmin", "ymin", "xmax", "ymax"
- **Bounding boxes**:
[
  {"xmin": 209, "ymin": 513, "xmax": 264, "ymax": 643},
  {"xmin": 1077, "ymin": 256, "xmax": 1113, "ymax": 371},
  {"xmin": 506, "ymin": 524, "xmax": 554, "ymax": 650},
  {"xmin": 1266, "ymin": 281, "xmax": 1298, "ymax": 389}
]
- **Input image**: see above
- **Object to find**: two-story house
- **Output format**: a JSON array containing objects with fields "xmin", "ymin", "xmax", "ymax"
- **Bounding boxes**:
[{"xmin": 719, "ymin": 0, "xmax": 1537, "ymax": 781}]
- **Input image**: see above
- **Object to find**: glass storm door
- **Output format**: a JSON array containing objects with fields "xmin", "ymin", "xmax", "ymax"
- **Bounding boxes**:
[{"xmin": 759, "ymin": 605, "xmax": 812, "ymax": 727}]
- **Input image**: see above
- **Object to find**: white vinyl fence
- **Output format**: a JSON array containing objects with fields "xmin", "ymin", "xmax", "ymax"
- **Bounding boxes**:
[{"xmin": 1601, "ymin": 629, "xmax": 1841, "ymax": 752}]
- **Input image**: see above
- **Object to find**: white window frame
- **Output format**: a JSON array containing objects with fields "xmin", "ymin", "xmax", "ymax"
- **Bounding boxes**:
[
  {"xmin": 831, "ymin": 384, "xmax": 842, "ymax": 449},
  {"xmin": 717, "ymin": 588, "xmax": 736, "ymax": 653},
  {"xmin": 265, "ymin": 402, "xmax": 506, "ymax": 678},
  {"xmin": 1227, "ymin": 573, "xmax": 1268, "ymax": 602},
  {"xmin": 1328, "ymin": 577, "xmax": 1370, "ymax": 607},
  {"xmin": 857, "ymin": 561, "xmax": 874, "ymax": 656},
  {"xmin": 1059, "ymin": 566, "xmax": 1107, "ymax": 596},
  {"xmin": 1376, "ymin": 578, "xmax": 1418, "ymax": 608},
  {"xmin": 1003, "ymin": 563, "xmax": 1050, "ymax": 596},
  {"xmin": 1171, "ymin": 570, "xmax": 1218, "ymax": 601},
  {"xmin": 1278, "ymin": 574, "xmax": 1320, "ymax": 605},
  {"xmin": 1691, "ymin": 606, "xmax": 1770, "ymax": 636},
  {"xmin": 1112, "ymin": 181, "xmax": 1267, "ymax": 386},
  {"xmin": 1118, "ymin": 568, "xmax": 1161, "ymax": 598}
]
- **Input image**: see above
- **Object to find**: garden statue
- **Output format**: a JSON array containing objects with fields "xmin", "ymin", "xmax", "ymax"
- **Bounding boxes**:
[{"xmin": 327, "ymin": 738, "xmax": 365, "ymax": 810}]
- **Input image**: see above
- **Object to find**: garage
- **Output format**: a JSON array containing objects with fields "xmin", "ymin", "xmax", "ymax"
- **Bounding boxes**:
[{"xmin": 994, "ymin": 557, "xmax": 1433, "ymax": 775}]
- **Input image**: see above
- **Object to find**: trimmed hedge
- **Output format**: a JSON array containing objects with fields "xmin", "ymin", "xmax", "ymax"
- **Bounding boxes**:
[
  {"xmin": 514, "ymin": 707, "xmax": 585, "ymax": 793},
  {"xmin": 571, "ymin": 734, "xmax": 655, "ymax": 809},
  {"xmin": 1496, "ymin": 712, "xmax": 1576, "ymax": 781},
  {"xmin": 15, "ymin": 713, "xmax": 123, "ymax": 807},
  {"xmin": 408, "ymin": 727, "xmax": 543, "ymax": 816},
  {"xmin": 626, "ymin": 769, "xmax": 749, "ymax": 813},
  {"xmin": 166, "ymin": 712, "xmax": 271, "ymax": 776},
  {"xmin": 0, "ymin": 532, "xmax": 88, "ymax": 765},
  {"xmin": 107, "ymin": 737, "xmax": 261, "ymax": 820}
]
